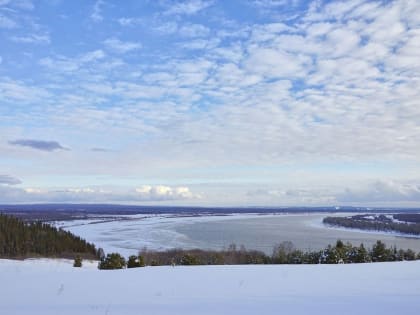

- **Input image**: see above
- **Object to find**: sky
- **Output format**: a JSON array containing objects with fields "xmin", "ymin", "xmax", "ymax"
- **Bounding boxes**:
[{"xmin": 0, "ymin": 0, "xmax": 420, "ymax": 207}]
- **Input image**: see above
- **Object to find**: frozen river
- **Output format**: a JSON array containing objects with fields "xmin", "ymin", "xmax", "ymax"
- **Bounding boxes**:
[{"xmin": 58, "ymin": 213, "xmax": 420, "ymax": 257}]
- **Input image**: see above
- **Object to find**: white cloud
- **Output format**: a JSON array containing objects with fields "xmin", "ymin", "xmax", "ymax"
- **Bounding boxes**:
[
  {"xmin": 14, "ymin": 0, "xmax": 34, "ymax": 10},
  {"xmin": 135, "ymin": 185, "xmax": 198, "ymax": 200},
  {"xmin": 252, "ymin": 0, "xmax": 289, "ymax": 8},
  {"xmin": 103, "ymin": 38, "xmax": 142, "ymax": 53},
  {"xmin": 91, "ymin": 0, "xmax": 104, "ymax": 22},
  {"xmin": 38, "ymin": 58, "xmax": 75, "ymax": 71},
  {"xmin": 0, "ymin": 79, "xmax": 50, "ymax": 103},
  {"xmin": 0, "ymin": 185, "xmax": 199, "ymax": 203},
  {"xmin": 246, "ymin": 180, "xmax": 420, "ymax": 206},
  {"xmin": 61, "ymin": 188, "xmax": 96, "ymax": 193},
  {"xmin": 114, "ymin": 81, "xmax": 166, "ymax": 99},
  {"xmin": 211, "ymin": 63, "xmax": 262, "ymax": 87},
  {"xmin": 39, "ymin": 50, "xmax": 106, "ymax": 72},
  {"xmin": 305, "ymin": 22, "xmax": 334, "ymax": 37},
  {"xmin": 325, "ymin": 28, "xmax": 360, "ymax": 57},
  {"xmin": 80, "ymin": 49, "xmax": 105, "ymax": 62},
  {"xmin": 117, "ymin": 17, "xmax": 142, "ymax": 26},
  {"xmin": 136, "ymin": 185, "xmax": 198, "ymax": 200},
  {"xmin": 30, "ymin": 0, "xmax": 420, "ymax": 169},
  {"xmin": 164, "ymin": 0, "xmax": 213, "ymax": 15},
  {"xmin": 338, "ymin": 180, "xmax": 420, "ymax": 203},
  {"xmin": 304, "ymin": 0, "xmax": 365, "ymax": 22},
  {"xmin": 3, "ymin": 0, "xmax": 420, "ymax": 206},
  {"xmin": 24, "ymin": 188, "xmax": 44, "ymax": 194},
  {"xmin": 247, "ymin": 188, "xmax": 337, "ymax": 205},
  {"xmin": 244, "ymin": 47, "xmax": 311, "ymax": 78},
  {"xmin": 153, "ymin": 22, "xmax": 178, "ymax": 34},
  {"xmin": 0, "ymin": 14, "xmax": 17, "ymax": 28},
  {"xmin": 10, "ymin": 33, "xmax": 50, "ymax": 44},
  {"xmin": 179, "ymin": 38, "xmax": 220, "ymax": 50},
  {"xmin": 250, "ymin": 23, "xmax": 297, "ymax": 43},
  {"xmin": 179, "ymin": 23, "xmax": 210, "ymax": 37}
]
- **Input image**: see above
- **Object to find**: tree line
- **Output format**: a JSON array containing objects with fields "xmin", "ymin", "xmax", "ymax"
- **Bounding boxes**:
[
  {"xmin": 97, "ymin": 240, "xmax": 420, "ymax": 269},
  {"xmin": 393, "ymin": 213, "xmax": 420, "ymax": 223},
  {"xmin": 0, "ymin": 214, "xmax": 99, "ymax": 259},
  {"xmin": 323, "ymin": 216, "xmax": 420, "ymax": 235}
]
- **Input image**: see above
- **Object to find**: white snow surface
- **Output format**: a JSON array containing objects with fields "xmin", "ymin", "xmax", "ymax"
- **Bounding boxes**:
[{"xmin": 1, "ymin": 259, "xmax": 420, "ymax": 315}]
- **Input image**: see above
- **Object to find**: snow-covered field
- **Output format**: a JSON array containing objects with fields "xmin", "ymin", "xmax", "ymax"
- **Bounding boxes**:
[{"xmin": 1, "ymin": 258, "xmax": 420, "ymax": 315}]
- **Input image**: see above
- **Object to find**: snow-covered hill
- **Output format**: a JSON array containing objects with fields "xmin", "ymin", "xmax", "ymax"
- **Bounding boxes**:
[{"xmin": 1, "ymin": 259, "xmax": 419, "ymax": 315}]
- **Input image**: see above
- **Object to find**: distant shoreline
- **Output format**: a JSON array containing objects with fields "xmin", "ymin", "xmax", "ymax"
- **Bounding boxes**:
[{"xmin": 1, "ymin": 203, "xmax": 419, "ymax": 222}]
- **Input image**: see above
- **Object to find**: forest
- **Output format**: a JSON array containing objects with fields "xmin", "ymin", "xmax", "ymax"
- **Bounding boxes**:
[
  {"xmin": 0, "ymin": 214, "xmax": 99, "ymax": 259},
  {"xmin": 323, "ymin": 215, "xmax": 420, "ymax": 235}
]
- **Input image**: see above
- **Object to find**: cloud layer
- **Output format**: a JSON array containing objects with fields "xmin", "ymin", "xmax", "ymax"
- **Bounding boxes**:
[
  {"xmin": 0, "ymin": 184, "xmax": 199, "ymax": 203},
  {"xmin": 0, "ymin": 175, "xmax": 22, "ymax": 185},
  {"xmin": 0, "ymin": 0, "xmax": 419, "ymax": 205},
  {"xmin": 338, "ymin": 180, "xmax": 420, "ymax": 203}
]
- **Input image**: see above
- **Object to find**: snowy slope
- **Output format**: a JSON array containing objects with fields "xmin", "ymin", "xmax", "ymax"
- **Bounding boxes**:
[{"xmin": 1, "ymin": 259, "xmax": 420, "ymax": 315}]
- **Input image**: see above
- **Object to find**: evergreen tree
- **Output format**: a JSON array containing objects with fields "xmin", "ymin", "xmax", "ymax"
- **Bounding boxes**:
[
  {"xmin": 354, "ymin": 244, "xmax": 370, "ymax": 263},
  {"xmin": 371, "ymin": 240, "xmax": 391, "ymax": 262},
  {"xmin": 98, "ymin": 253, "xmax": 126, "ymax": 270},
  {"xmin": 404, "ymin": 249, "xmax": 416, "ymax": 261},
  {"xmin": 127, "ymin": 255, "xmax": 140, "ymax": 268},
  {"xmin": 73, "ymin": 255, "xmax": 82, "ymax": 267}
]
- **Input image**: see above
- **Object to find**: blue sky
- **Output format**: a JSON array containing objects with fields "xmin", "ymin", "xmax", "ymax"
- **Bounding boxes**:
[{"xmin": 1, "ymin": 0, "xmax": 420, "ymax": 206}]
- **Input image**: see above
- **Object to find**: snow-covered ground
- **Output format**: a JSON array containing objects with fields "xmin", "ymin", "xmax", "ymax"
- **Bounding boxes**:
[{"xmin": 1, "ymin": 258, "xmax": 420, "ymax": 315}]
